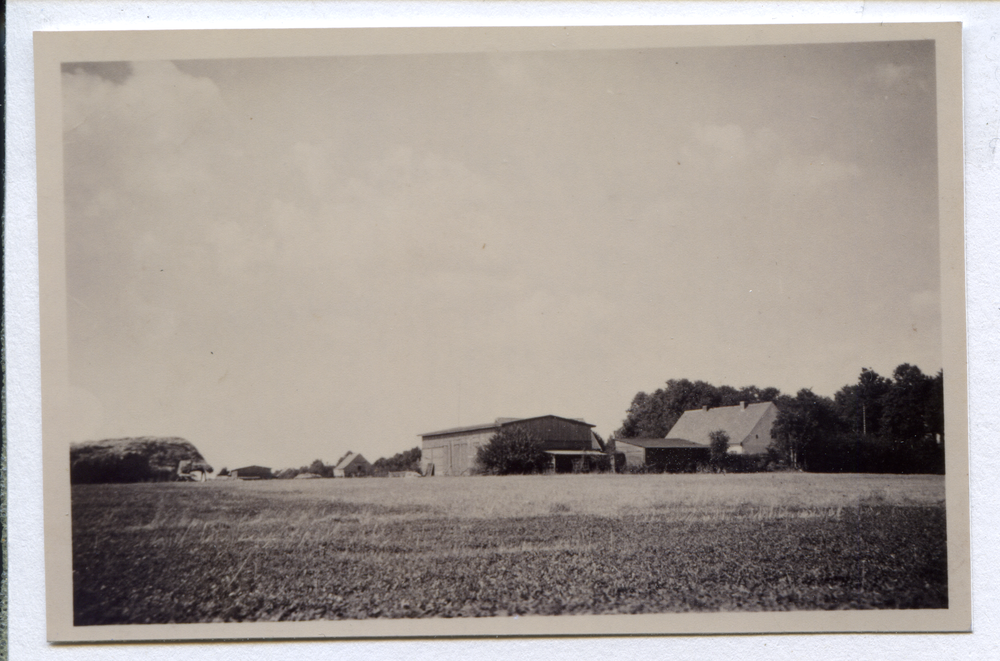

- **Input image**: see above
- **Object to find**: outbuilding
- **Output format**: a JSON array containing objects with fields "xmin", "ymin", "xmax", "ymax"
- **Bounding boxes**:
[
  {"xmin": 333, "ymin": 452, "xmax": 371, "ymax": 478},
  {"xmin": 615, "ymin": 438, "xmax": 711, "ymax": 472},
  {"xmin": 616, "ymin": 401, "xmax": 779, "ymax": 472},
  {"xmin": 230, "ymin": 465, "xmax": 273, "ymax": 480}
]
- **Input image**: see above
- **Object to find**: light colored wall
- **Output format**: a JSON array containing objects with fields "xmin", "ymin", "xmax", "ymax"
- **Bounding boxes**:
[
  {"xmin": 616, "ymin": 441, "xmax": 646, "ymax": 468},
  {"xmin": 421, "ymin": 429, "xmax": 494, "ymax": 475},
  {"xmin": 741, "ymin": 404, "xmax": 779, "ymax": 455}
]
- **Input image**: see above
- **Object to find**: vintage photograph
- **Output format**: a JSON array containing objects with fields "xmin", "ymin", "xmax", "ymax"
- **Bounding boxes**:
[{"xmin": 36, "ymin": 24, "xmax": 968, "ymax": 640}]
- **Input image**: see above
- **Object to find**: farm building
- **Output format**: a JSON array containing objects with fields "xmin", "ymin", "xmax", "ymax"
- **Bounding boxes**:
[
  {"xmin": 420, "ymin": 415, "xmax": 605, "ymax": 476},
  {"xmin": 617, "ymin": 401, "xmax": 779, "ymax": 471},
  {"xmin": 668, "ymin": 401, "xmax": 779, "ymax": 455},
  {"xmin": 333, "ymin": 452, "xmax": 371, "ymax": 477},
  {"xmin": 230, "ymin": 465, "xmax": 273, "ymax": 480},
  {"xmin": 615, "ymin": 438, "xmax": 710, "ymax": 472}
]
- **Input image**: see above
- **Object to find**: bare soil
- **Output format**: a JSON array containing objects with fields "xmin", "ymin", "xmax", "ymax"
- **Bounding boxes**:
[{"xmin": 71, "ymin": 473, "xmax": 947, "ymax": 624}]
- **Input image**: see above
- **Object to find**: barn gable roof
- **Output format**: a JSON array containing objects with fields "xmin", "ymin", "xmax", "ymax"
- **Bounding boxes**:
[
  {"xmin": 334, "ymin": 452, "xmax": 370, "ymax": 471},
  {"xmin": 420, "ymin": 415, "xmax": 595, "ymax": 439},
  {"xmin": 665, "ymin": 402, "xmax": 777, "ymax": 448}
]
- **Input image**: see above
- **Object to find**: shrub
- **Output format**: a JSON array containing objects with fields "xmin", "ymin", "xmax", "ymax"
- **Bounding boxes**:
[
  {"xmin": 709, "ymin": 430, "xmax": 730, "ymax": 470},
  {"xmin": 476, "ymin": 427, "xmax": 548, "ymax": 475}
]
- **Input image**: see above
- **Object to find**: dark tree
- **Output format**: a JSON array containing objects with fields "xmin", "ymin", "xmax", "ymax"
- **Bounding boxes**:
[
  {"xmin": 771, "ymin": 389, "xmax": 844, "ymax": 470},
  {"xmin": 925, "ymin": 370, "xmax": 945, "ymax": 442},
  {"xmin": 881, "ymin": 364, "xmax": 932, "ymax": 444},
  {"xmin": 476, "ymin": 427, "xmax": 548, "ymax": 475},
  {"xmin": 834, "ymin": 367, "xmax": 891, "ymax": 437},
  {"xmin": 617, "ymin": 379, "xmax": 783, "ymax": 439},
  {"xmin": 709, "ymin": 430, "xmax": 730, "ymax": 469},
  {"xmin": 372, "ymin": 447, "xmax": 422, "ymax": 476},
  {"xmin": 307, "ymin": 459, "xmax": 336, "ymax": 478}
]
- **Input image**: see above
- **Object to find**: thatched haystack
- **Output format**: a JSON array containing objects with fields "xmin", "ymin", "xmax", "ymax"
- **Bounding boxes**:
[{"xmin": 70, "ymin": 436, "xmax": 213, "ymax": 484}]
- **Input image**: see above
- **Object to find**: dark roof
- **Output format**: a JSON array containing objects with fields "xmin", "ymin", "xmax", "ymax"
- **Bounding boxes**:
[
  {"xmin": 508, "ymin": 415, "xmax": 595, "ymax": 429},
  {"xmin": 616, "ymin": 438, "xmax": 709, "ymax": 449},
  {"xmin": 666, "ymin": 402, "xmax": 777, "ymax": 447},
  {"xmin": 543, "ymin": 450, "xmax": 608, "ymax": 456},
  {"xmin": 232, "ymin": 465, "xmax": 271, "ymax": 473},
  {"xmin": 419, "ymin": 421, "xmax": 506, "ymax": 438},
  {"xmin": 420, "ymin": 414, "xmax": 595, "ymax": 438}
]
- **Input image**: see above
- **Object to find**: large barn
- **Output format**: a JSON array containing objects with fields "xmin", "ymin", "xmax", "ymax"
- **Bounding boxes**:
[
  {"xmin": 618, "ymin": 401, "xmax": 779, "ymax": 471},
  {"xmin": 420, "ymin": 415, "xmax": 605, "ymax": 476}
]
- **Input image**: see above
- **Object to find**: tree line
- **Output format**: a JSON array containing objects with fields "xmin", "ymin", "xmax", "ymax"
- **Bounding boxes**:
[
  {"xmin": 216, "ymin": 448, "xmax": 422, "ymax": 480},
  {"xmin": 614, "ymin": 364, "xmax": 944, "ymax": 474}
]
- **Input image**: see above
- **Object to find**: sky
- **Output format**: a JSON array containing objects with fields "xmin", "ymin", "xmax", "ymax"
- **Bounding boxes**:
[{"xmin": 59, "ymin": 40, "xmax": 941, "ymax": 470}]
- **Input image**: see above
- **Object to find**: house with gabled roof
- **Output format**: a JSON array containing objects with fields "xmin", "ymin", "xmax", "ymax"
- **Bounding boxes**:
[
  {"xmin": 419, "ymin": 415, "xmax": 605, "ymax": 476},
  {"xmin": 617, "ymin": 401, "xmax": 779, "ymax": 471},
  {"xmin": 666, "ymin": 401, "xmax": 779, "ymax": 455}
]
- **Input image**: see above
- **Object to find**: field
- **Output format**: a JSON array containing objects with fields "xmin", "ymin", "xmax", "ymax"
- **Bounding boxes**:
[{"xmin": 71, "ymin": 473, "xmax": 948, "ymax": 624}]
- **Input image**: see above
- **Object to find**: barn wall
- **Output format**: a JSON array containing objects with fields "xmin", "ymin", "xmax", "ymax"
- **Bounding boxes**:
[{"xmin": 421, "ymin": 428, "xmax": 494, "ymax": 476}]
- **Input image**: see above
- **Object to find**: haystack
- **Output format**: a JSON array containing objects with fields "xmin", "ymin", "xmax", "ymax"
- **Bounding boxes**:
[{"xmin": 70, "ymin": 436, "xmax": 213, "ymax": 484}]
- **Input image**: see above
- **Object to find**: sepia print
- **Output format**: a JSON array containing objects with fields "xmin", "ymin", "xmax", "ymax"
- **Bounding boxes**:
[{"xmin": 36, "ymin": 24, "xmax": 969, "ymax": 641}]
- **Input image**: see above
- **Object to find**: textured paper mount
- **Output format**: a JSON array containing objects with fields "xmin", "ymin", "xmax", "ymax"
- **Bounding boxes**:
[{"xmin": 37, "ymin": 23, "xmax": 969, "ymax": 641}]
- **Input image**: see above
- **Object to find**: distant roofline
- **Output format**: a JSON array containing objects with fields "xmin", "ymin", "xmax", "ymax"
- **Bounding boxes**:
[
  {"xmin": 420, "ymin": 414, "xmax": 595, "ymax": 438},
  {"xmin": 418, "ymin": 421, "xmax": 505, "ymax": 438},
  {"xmin": 616, "ymin": 438, "xmax": 709, "ymax": 449},
  {"xmin": 681, "ymin": 401, "xmax": 775, "ymax": 413}
]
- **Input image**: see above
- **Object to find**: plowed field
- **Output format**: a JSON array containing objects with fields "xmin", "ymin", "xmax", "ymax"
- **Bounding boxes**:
[{"xmin": 71, "ymin": 473, "xmax": 947, "ymax": 624}]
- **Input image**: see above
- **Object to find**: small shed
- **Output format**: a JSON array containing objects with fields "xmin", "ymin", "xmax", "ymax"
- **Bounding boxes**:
[
  {"xmin": 616, "ymin": 438, "xmax": 711, "ymax": 472},
  {"xmin": 333, "ymin": 452, "xmax": 371, "ymax": 478}
]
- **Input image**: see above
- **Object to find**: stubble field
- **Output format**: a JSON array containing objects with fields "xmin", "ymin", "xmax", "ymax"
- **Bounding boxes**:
[{"xmin": 71, "ymin": 473, "xmax": 948, "ymax": 624}]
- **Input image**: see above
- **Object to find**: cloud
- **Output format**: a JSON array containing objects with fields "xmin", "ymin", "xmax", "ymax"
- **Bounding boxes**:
[{"xmin": 64, "ymin": 60, "xmax": 231, "ymax": 159}]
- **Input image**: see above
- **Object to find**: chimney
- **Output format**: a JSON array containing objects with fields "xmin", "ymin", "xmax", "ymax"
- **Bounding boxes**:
[
  {"xmin": 740, "ymin": 401, "xmax": 746, "ymax": 410},
  {"xmin": 702, "ymin": 405, "xmax": 709, "ymax": 412}
]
